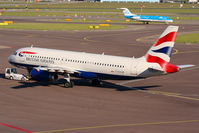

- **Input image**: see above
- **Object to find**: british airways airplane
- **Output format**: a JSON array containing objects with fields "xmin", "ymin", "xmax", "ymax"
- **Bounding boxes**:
[
  {"xmin": 119, "ymin": 8, "xmax": 173, "ymax": 24},
  {"xmin": 8, "ymin": 26, "xmax": 193, "ymax": 88}
]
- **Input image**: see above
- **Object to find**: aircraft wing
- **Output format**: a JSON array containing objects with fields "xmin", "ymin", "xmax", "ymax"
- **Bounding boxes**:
[{"xmin": 34, "ymin": 66, "xmax": 79, "ymax": 74}]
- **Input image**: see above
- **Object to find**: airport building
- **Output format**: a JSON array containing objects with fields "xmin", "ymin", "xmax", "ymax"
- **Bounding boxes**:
[
  {"xmin": 100, "ymin": 0, "xmax": 160, "ymax": 2},
  {"xmin": 5, "ymin": 0, "xmax": 199, "ymax": 3},
  {"xmin": 6, "ymin": 0, "xmax": 161, "ymax": 2},
  {"xmin": 188, "ymin": 0, "xmax": 198, "ymax": 3}
]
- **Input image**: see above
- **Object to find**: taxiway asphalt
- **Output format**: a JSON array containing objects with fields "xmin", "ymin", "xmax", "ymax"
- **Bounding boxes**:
[{"xmin": 0, "ymin": 24, "xmax": 199, "ymax": 133}]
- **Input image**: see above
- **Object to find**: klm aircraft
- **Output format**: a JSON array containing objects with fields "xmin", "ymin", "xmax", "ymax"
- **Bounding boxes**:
[{"xmin": 119, "ymin": 8, "xmax": 173, "ymax": 24}]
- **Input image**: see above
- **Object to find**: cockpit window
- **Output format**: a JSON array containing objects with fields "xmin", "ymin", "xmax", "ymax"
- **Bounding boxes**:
[{"xmin": 19, "ymin": 53, "xmax": 24, "ymax": 57}]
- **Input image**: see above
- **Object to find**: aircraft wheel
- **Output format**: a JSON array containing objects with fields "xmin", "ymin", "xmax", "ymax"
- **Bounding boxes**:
[
  {"xmin": 9, "ymin": 76, "xmax": 13, "ymax": 80},
  {"xmin": 64, "ymin": 81, "xmax": 74, "ymax": 88}
]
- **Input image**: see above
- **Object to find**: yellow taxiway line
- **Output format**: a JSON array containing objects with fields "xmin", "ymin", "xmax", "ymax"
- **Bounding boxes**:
[
  {"xmin": 34, "ymin": 119, "xmax": 199, "ymax": 133},
  {"xmin": 144, "ymin": 90, "xmax": 199, "ymax": 101},
  {"xmin": 172, "ymin": 48, "xmax": 179, "ymax": 55},
  {"xmin": 177, "ymin": 50, "xmax": 199, "ymax": 54}
]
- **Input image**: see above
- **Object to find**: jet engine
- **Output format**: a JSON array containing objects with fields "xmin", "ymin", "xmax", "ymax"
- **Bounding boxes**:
[{"xmin": 30, "ymin": 69, "xmax": 58, "ymax": 81}]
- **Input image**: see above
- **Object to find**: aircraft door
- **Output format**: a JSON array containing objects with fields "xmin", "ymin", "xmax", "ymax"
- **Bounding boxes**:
[{"xmin": 131, "ymin": 61, "xmax": 138, "ymax": 76}]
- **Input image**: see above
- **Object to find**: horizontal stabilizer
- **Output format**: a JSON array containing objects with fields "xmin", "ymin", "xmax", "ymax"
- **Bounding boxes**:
[{"xmin": 177, "ymin": 64, "xmax": 196, "ymax": 71}]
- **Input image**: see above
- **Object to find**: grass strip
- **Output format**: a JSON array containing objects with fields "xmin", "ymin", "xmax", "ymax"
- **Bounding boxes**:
[
  {"xmin": 176, "ymin": 33, "xmax": 199, "ymax": 44},
  {"xmin": 0, "ymin": 22, "xmax": 126, "ymax": 31},
  {"xmin": 1, "ymin": 2, "xmax": 198, "ymax": 9}
]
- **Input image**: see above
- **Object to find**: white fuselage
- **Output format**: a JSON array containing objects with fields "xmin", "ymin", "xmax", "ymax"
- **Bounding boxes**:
[{"xmin": 8, "ymin": 47, "xmax": 163, "ymax": 80}]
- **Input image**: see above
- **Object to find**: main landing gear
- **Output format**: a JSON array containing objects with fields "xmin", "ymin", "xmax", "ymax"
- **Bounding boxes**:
[
  {"xmin": 63, "ymin": 74, "xmax": 74, "ymax": 88},
  {"xmin": 63, "ymin": 74, "xmax": 102, "ymax": 88},
  {"xmin": 143, "ymin": 22, "xmax": 149, "ymax": 24}
]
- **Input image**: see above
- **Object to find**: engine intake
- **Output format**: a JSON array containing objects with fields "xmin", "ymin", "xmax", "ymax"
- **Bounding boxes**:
[{"xmin": 30, "ymin": 69, "xmax": 58, "ymax": 81}]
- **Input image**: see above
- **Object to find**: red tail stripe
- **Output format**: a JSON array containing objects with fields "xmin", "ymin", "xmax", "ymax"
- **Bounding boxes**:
[
  {"xmin": 154, "ymin": 32, "xmax": 176, "ymax": 46},
  {"xmin": 146, "ymin": 55, "xmax": 179, "ymax": 73},
  {"xmin": 146, "ymin": 54, "xmax": 167, "ymax": 68},
  {"xmin": 20, "ymin": 51, "xmax": 37, "ymax": 54}
]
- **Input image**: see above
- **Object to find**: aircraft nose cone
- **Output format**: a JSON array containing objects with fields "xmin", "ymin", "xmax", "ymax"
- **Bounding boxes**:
[{"xmin": 8, "ymin": 55, "xmax": 14, "ymax": 63}]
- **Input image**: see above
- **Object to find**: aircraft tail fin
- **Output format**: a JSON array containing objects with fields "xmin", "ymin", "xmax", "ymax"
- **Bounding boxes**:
[
  {"xmin": 145, "ymin": 26, "xmax": 179, "ymax": 73},
  {"xmin": 118, "ymin": 8, "xmax": 135, "ymax": 16}
]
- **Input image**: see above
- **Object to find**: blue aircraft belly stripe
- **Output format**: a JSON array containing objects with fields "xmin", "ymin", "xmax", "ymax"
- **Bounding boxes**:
[
  {"xmin": 9, "ymin": 62, "xmax": 143, "ymax": 80},
  {"xmin": 75, "ymin": 70, "xmax": 141, "ymax": 80}
]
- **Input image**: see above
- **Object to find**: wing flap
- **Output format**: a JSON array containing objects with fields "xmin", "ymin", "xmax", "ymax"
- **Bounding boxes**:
[{"xmin": 34, "ymin": 66, "xmax": 79, "ymax": 74}]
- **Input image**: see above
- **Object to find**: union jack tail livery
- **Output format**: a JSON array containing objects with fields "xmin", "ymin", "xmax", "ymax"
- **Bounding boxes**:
[{"xmin": 146, "ymin": 26, "xmax": 179, "ymax": 73}]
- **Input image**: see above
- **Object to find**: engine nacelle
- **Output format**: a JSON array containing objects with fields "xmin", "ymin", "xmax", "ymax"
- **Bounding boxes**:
[{"xmin": 30, "ymin": 69, "xmax": 58, "ymax": 81}]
